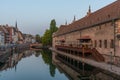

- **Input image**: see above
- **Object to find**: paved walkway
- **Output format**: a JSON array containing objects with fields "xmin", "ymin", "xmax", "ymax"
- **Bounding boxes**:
[{"xmin": 50, "ymin": 48, "xmax": 120, "ymax": 76}]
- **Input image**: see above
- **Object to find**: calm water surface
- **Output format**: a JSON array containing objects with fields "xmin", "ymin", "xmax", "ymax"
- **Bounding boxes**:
[
  {"xmin": 0, "ymin": 49, "xmax": 119, "ymax": 80},
  {"xmin": 0, "ymin": 50, "xmax": 68, "ymax": 80}
]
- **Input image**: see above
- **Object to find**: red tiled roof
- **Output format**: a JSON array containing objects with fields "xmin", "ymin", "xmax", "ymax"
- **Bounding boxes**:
[{"xmin": 55, "ymin": 0, "xmax": 120, "ymax": 36}]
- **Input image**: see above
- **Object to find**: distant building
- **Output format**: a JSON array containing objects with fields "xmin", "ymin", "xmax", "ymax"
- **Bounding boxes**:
[
  {"xmin": 17, "ymin": 31, "xmax": 24, "ymax": 44},
  {"xmin": 23, "ymin": 34, "xmax": 35, "ymax": 43},
  {"xmin": 0, "ymin": 25, "xmax": 10, "ymax": 45},
  {"xmin": 0, "ymin": 27, "xmax": 5, "ymax": 46},
  {"xmin": 12, "ymin": 27, "xmax": 19, "ymax": 44},
  {"xmin": 5, "ymin": 26, "xmax": 18, "ymax": 44},
  {"xmin": 0, "ymin": 21, "xmax": 26, "ymax": 45}
]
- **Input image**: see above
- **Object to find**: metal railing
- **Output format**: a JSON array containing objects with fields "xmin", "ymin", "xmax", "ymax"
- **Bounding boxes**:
[{"xmin": 102, "ymin": 54, "xmax": 120, "ymax": 67}]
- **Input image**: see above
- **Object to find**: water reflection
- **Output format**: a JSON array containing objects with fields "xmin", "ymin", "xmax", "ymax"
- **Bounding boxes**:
[
  {"xmin": 0, "ymin": 50, "xmax": 68, "ymax": 80},
  {"xmin": 0, "ymin": 49, "xmax": 119, "ymax": 80},
  {"xmin": 40, "ymin": 50, "xmax": 56, "ymax": 77},
  {"xmin": 0, "ymin": 50, "xmax": 34, "ymax": 72},
  {"xmin": 52, "ymin": 51, "xmax": 120, "ymax": 80},
  {"xmin": 35, "ymin": 50, "xmax": 41, "ymax": 57}
]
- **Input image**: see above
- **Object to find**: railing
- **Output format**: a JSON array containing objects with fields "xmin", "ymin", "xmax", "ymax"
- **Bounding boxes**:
[
  {"xmin": 55, "ymin": 45, "xmax": 105, "ymax": 62},
  {"xmin": 91, "ymin": 48, "xmax": 105, "ymax": 62},
  {"xmin": 55, "ymin": 45, "xmax": 92, "ymax": 53},
  {"xmin": 103, "ymin": 54, "xmax": 120, "ymax": 67}
]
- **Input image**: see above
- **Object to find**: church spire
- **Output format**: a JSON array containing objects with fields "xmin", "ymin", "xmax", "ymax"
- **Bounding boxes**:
[
  {"xmin": 87, "ymin": 5, "xmax": 91, "ymax": 16},
  {"xmin": 15, "ymin": 21, "xmax": 17, "ymax": 28},
  {"xmin": 88, "ymin": 5, "xmax": 91, "ymax": 13},
  {"xmin": 73, "ymin": 15, "xmax": 76, "ymax": 22},
  {"xmin": 15, "ymin": 21, "xmax": 18, "ymax": 31},
  {"xmin": 65, "ymin": 20, "xmax": 67, "ymax": 25}
]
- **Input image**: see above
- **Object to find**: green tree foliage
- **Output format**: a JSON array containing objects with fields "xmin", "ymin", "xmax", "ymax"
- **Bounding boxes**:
[
  {"xmin": 35, "ymin": 34, "xmax": 41, "ymax": 43},
  {"xmin": 42, "ymin": 29, "xmax": 51, "ymax": 46},
  {"xmin": 50, "ymin": 19, "xmax": 58, "ymax": 34},
  {"xmin": 42, "ymin": 19, "xmax": 58, "ymax": 46}
]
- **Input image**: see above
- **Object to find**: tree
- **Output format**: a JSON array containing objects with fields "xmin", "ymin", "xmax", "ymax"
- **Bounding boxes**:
[
  {"xmin": 35, "ymin": 34, "xmax": 41, "ymax": 43},
  {"xmin": 42, "ymin": 29, "xmax": 51, "ymax": 46},
  {"xmin": 50, "ymin": 19, "xmax": 58, "ymax": 34},
  {"xmin": 49, "ymin": 19, "xmax": 58, "ymax": 46},
  {"xmin": 42, "ymin": 19, "xmax": 58, "ymax": 46}
]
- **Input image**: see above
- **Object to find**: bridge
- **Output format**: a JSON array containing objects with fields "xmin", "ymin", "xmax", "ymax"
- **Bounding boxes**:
[{"xmin": 30, "ymin": 43, "xmax": 43, "ymax": 50}]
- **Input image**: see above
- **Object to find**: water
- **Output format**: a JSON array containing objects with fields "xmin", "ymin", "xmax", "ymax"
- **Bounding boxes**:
[
  {"xmin": 0, "ymin": 50, "xmax": 68, "ymax": 80},
  {"xmin": 0, "ymin": 49, "xmax": 119, "ymax": 80}
]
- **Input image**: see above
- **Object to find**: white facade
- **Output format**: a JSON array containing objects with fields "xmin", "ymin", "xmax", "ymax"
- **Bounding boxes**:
[
  {"xmin": 12, "ymin": 32, "xmax": 18, "ymax": 44},
  {"xmin": 0, "ymin": 31, "xmax": 5, "ymax": 46},
  {"xmin": 24, "ymin": 34, "xmax": 35, "ymax": 43}
]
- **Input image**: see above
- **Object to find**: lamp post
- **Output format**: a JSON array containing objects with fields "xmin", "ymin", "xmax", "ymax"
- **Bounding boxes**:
[
  {"xmin": 113, "ymin": 19, "xmax": 116, "ymax": 63},
  {"xmin": 110, "ymin": 51, "xmax": 113, "ymax": 70}
]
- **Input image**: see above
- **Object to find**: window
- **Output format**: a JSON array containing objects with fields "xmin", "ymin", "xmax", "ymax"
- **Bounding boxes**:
[
  {"xmin": 110, "ymin": 39, "xmax": 114, "ymax": 48},
  {"xmin": 108, "ymin": 14, "xmax": 110, "ymax": 18},
  {"xmin": 104, "ymin": 40, "xmax": 107, "ymax": 48},
  {"xmin": 94, "ymin": 40, "xmax": 97, "ymax": 47},
  {"xmin": 99, "ymin": 40, "xmax": 102, "ymax": 48}
]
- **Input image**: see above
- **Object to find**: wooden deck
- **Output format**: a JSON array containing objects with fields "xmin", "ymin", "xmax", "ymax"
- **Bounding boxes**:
[
  {"xmin": 55, "ymin": 45, "xmax": 105, "ymax": 62},
  {"xmin": 55, "ymin": 45, "xmax": 91, "ymax": 54}
]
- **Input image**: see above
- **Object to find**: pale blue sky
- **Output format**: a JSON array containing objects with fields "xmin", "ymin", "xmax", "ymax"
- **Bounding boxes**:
[{"xmin": 0, "ymin": 0, "xmax": 116, "ymax": 35}]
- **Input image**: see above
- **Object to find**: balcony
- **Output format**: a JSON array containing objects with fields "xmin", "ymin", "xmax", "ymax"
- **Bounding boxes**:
[{"xmin": 55, "ymin": 45, "xmax": 92, "ymax": 54}]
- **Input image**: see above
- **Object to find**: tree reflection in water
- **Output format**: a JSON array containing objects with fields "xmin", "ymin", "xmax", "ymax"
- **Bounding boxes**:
[
  {"xmin": 0, "ymin": 50, "xmax": 68, "ymax": 80},
  {"xmin": 0, "ymin": 49, "xmax": 119, "ymax": 80},
  {"xmin": 35, "ymin": 50, "xmax": 41, "ymax": 57},
  {"xmin": 36, "ymin": 49, "xmax": 56, "ymax": 77}
]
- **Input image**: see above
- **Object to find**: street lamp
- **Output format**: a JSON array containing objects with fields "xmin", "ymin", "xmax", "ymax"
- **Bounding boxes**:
[
  {"xmin": 110, "ymin": 51, "xmax": 113, "ymax": 70},
  {"xmin": 113, "ymin": 19, "xmax": 116, "ymax": 63}
]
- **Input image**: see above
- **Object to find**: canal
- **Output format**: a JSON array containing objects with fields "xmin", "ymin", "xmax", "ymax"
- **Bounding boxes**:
[{"xmin": 0, "ymin": 49, "xmax": 119, "ymax": 80}]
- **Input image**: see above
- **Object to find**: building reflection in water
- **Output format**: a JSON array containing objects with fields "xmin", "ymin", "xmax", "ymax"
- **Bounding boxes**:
[
  {"xmin": 0, "ymin": 49, "xmax": 57, "ymax": 79},
  {"xmin": 0, "ymin": 50, "xmax": 119, "ymax": 80},
  {"xmin": 0, "ymin": 50, "xmax": 34, "ymax": 72},
  {"xmin": 52, "ymin": 52, "xmax": 119, "ymax": 80}
]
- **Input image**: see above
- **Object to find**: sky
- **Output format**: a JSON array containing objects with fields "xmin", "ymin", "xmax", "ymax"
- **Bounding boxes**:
[{"xmin": 0, "ymin": 0, "xmax": 116, "ymax": 36}]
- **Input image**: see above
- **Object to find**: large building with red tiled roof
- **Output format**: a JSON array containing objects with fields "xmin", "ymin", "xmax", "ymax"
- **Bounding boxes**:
[{"xmin": 53, "ymin": 0, "xmax": 120, "ymax": 62}]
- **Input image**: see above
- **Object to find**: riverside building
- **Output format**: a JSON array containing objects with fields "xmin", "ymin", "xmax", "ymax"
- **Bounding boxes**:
[{"xmin": 52, "ymin": 0, "xmax": 120, "ymax": 64}]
